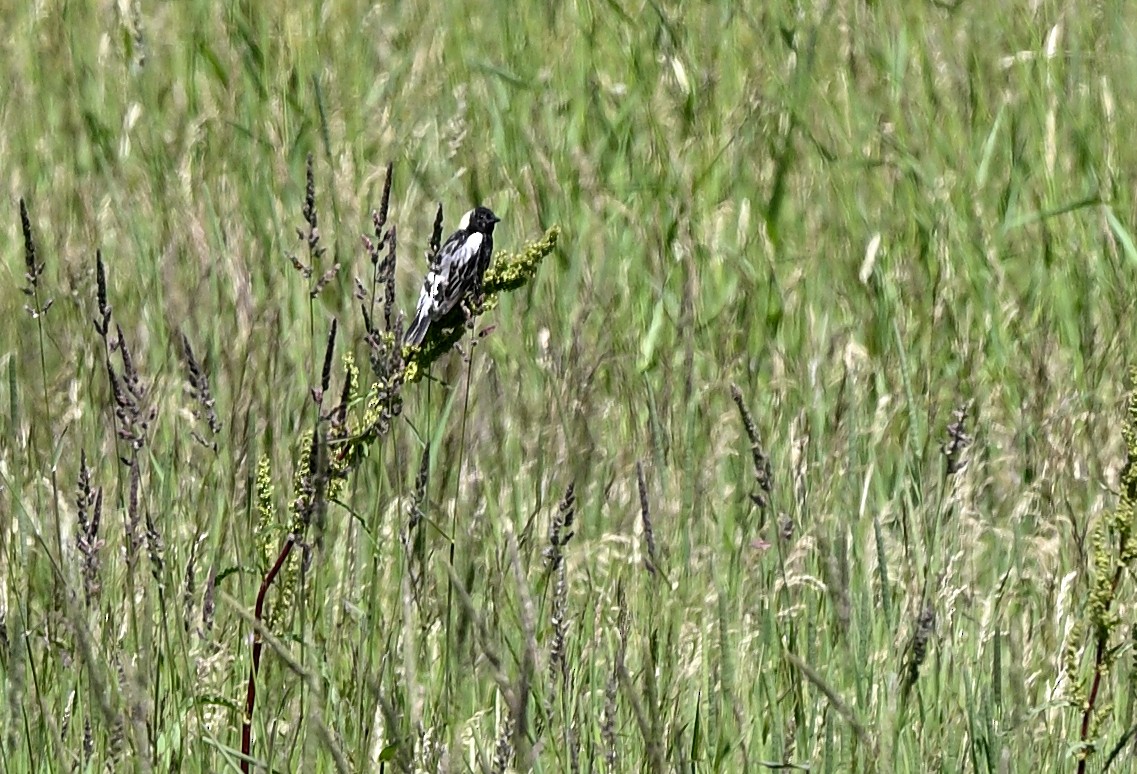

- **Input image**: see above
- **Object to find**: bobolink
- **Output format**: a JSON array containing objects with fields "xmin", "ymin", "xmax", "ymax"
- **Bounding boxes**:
[{"xmin": 405, "ymin": 205, "xmax": 500, "ymax": 347}]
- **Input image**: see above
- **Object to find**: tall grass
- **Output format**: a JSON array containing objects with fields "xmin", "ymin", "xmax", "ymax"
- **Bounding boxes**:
[{"xmin": 4, "ymin": 1, "xmax": 1137, "ymax": 771}]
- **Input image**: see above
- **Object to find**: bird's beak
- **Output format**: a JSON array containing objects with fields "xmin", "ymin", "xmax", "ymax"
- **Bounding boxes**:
[{"xmin": 492, "ymin": 215, "xmax": 501, "ymax": 223}]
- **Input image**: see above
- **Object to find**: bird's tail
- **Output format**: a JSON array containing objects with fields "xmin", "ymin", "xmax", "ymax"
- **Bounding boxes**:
[{"xmin": 405, "ymin": 311, "xmax": 430, "ymax": 347}]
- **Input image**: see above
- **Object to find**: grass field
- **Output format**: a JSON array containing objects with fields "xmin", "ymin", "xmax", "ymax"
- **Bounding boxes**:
[{"xmin": 4, "ymin": 1, "xmax": 1137, "ymax": 772}]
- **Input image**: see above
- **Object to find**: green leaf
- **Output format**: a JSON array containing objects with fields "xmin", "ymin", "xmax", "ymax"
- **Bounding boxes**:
[
  {"xmin": 638, "ymin": 296, "xmax": 666, "ymax": 373},
  {"xmin": 1105, "ymin": 207, "xmax": 1137, "ymax": 266}
]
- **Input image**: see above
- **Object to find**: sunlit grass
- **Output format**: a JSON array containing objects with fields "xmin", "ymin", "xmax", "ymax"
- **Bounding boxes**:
[{"xmin": 3, "ymin": 2, "xmax": 1137, "ymax": 772}]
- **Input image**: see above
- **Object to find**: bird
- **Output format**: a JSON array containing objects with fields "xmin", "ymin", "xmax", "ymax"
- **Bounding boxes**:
[{"xmin": 405, "ymin": 205, "xmax": 501, "ymax": 347}]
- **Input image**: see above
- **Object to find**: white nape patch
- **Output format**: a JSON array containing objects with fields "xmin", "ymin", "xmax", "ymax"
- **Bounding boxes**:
[{"xmin": 457, "ymin": 209, "xmax": 474, "ymax": 231}]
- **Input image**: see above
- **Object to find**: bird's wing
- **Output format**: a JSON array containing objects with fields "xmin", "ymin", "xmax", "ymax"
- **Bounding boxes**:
[
  {"xmin": 418, "ymin": 232, "xmax": 484, "ymax": 320},
  {"xmin": 406, "ymin": 230, "xmax": 490, "ymax": 346}
]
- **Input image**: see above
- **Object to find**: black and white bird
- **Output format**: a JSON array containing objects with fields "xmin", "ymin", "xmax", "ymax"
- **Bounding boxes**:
[{"xmin": 405, "ymin": 205, "xmax": 500, "ymax": 347}]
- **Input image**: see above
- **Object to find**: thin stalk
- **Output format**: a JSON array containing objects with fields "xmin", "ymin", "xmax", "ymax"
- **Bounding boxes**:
[{"xmin": 443, "ymin": 330, "xmax": 477, "ymax": 714}]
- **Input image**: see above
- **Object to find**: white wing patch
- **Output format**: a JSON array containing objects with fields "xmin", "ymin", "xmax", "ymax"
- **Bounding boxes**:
[{"xmin": 449, "ymin": 232, "xmax": 483, "ymax": 266}]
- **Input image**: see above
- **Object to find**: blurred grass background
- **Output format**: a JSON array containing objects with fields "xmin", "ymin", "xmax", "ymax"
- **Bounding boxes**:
[{"xmin": 4, "ymin": 0, "xmax": 1137, "ymax": 771}]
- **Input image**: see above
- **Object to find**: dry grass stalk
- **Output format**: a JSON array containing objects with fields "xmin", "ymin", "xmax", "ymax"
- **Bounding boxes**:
[
  {"xmin": 786, "ymin": 651, "xmax": 878, "ymax": 758},
  {"xmin": 942, "ymin": 403, "xmax": 971, "ymax": 476},
  {"xmin": 289, "ymin": 153, "xmax": 322, "ymax": 282},
  {"xmin": 506, "ymin": 531, "xmax": 539, "ymax": 769},
  {"xmin": 905, "ymin": 604, "xmax": 936, "ymax": 687},
  {"xmin": 730, "ymin": 383, "xmax": 772, "ymax": 510},
  {"xmin": 75, "ymin": 450, "xmax": 104, "ymax": 607},
  {"xmin": 20, "ymin": 198, "xmax": 51, "ymax": 316},
  {"xmin": 179, "ymin": 331, "xmax": 221, "ymax": 448},
  {"xmin": 546, "ymin": 483, "xmax": 576, "ymax": 689},
  {"xmin": 144, "ymin": 511, "xmax": 165, "ymax": 586},
  {"xmin": 601, "ymin": 590, "xmax": 626, "ymax": 774},
  {"xmin": 492, "ymin": 717, "xmax": 514, "ymax": 774},
  {"xmin": 636, "ymin": 462, "xmax": 659, "ymax": 575}
]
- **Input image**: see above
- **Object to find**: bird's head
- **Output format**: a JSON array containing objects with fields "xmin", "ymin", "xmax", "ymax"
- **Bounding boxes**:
[{"xmin": 459, "ymin": 206, "xmax": 501, "ymax": 234}]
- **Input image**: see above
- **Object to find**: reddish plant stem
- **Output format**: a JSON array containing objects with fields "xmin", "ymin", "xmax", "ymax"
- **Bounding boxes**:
[
  {"xmin": 1077, "ymin": 565, "xmax": 1125, "ymax": 774},
  {"xmin": 241, "ymin": 534, "xmax": 298, "ymax": 773}
]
